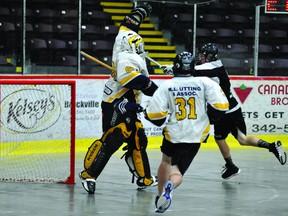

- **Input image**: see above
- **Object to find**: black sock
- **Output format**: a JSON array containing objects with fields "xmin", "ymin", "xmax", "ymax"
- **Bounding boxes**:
[
  {"xmin": 258, "ymin": 139, "xmax": 270, "ymax": 149},
  {"xmin": 224, "ymin": 157, "xmax": 234, "ymax": 166}
]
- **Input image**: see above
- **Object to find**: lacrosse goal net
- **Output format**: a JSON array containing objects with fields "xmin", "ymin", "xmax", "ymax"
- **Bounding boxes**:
[{"xmin": 0, "ymin": 79, "xmax": 76, "ymax": 184}]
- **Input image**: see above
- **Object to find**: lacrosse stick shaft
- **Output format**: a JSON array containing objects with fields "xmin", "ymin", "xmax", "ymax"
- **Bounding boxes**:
[
  {"xmin": 80, "ymin": 51, "xmax": 116, "ymax": 72},
  {"xmin": 145, "ymin": 56, "xmax": 162, "ymax": 68}
]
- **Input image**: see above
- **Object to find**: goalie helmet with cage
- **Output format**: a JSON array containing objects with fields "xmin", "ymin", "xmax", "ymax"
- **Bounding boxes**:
[
  {"xmin": 199, "ymin": 43, "xmax": 218, "ymax": 62},
  {"xmin": 121, "ymin": 2, "xmax": 152, "ymax": 33},
  {"xmin": 172, "ymin": 51, "xmax": 195, "ymax": 76},
  {"xmin": 121, "ymin": 31, "xmax": 145, "ymax": 54}
]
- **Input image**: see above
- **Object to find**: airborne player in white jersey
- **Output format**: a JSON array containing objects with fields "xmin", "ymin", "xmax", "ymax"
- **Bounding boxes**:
[
  {"xmin": 144, "ymin": 51, "xmax": 229, "ymax": 213},
  {"xmin": 79, "ymin": 2, "xmax": 158, "ymax": 194}
]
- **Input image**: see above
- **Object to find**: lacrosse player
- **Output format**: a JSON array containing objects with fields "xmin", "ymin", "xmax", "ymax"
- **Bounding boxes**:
[
  {"xmin": 145, "ymin": 51, "xmax": 229, "ymax": 213},
  {"xmin": 194, "ymin": 43, "xmax": 287, "ymax": 179},
  {"xmin": 79, "ymin": 2, "xmax": 159, "ymax": 194}
]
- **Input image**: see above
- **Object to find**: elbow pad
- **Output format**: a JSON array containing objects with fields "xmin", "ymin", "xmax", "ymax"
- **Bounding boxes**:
[
  {"xmin": 144, "ymin": 110, "xmax": 166, "ymax": 127},
  {"xmin": 142, "ymin": 80, "xmax": 158, "ymax": 96}
]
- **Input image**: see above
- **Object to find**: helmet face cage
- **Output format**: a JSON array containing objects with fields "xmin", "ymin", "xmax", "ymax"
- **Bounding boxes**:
[
  {"xmin": 199, "ymin": 43, "xmax": 218, "ymax": 62},
  {"xmin": 173, "ymin": 51, "xmax": 195, "ymax": 76},
  {"xmin": 121, "ymin": 33, "xmax": 145, "ymax": 54}
]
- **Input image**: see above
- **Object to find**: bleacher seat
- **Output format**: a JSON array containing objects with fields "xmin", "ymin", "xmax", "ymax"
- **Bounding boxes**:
[
  {"xmin": 198, "ymin": 14, "xmax": 224, "ymax": 28},
  {"xmin": 55, "ymin": 23, "xmax": 77, "ymax": 40},
  {"xmin": 239, "ymin": 28, "xmax": 257, "ymax": 45},
  {"xmin": 34, "ymin": 23, "xmax": 56, "ymax": 39},
  {"xmin": 264, "ymin": 29, "xmax": 287, "ymax": 45},
  {"xmin": 84, "ymin": 10, "xmax": 113, "ymax": 26},
  {"xmin": 29, "ymin": 38, "xmax": 49, "ymax": 65},
  {"xmin": 195, "ymin": 28, "xmax": 212, "ymax": 45},
  {"xmin": 269, "ymin": 58, "xmax": 288, "ymax": 74},
  {"xmin": 225, "ymin": 43, "xmax": 250, "ymax": 58},
  {"xmin": 34, "ymin": 8, "xmax": 60, "ymax": 24},
  {"xmin": 172, "ymin": 13, "xmax": 194, "ymax": 29},
  {"xmin": 211, "ymin": 28, "xmax": 236, "ymax": 44},
  {"xmin": 221, "ymin": 57, "xmax": 243, "ymax": 74},
  {"xmin": 271, "ymin": 16, "xmax": 288, "ymax": 30},
  {"xmin": 103, "ymin": 25, "xmax": 119, "ymax": 41},
  {"xmin": 59, "ymin": 9, "xmax": 78, "ymax": 24},
  {"xmin": 224, "ymin": 14, "xmax": 253, "ymax": 29},
  {"xmin": 81, "ymin": 24, "xmax": 104, "ymax": 40},
  {"xmin": 61, "ymin": 55, "xmax": 77, "ymax": 66},
  {"xmin": 257, "ymin": 44, "xmax": 274, "ymax": 59},
  {"xmin": 67, "ymin": 40, "xmax": 90, "ymax": 55},
  {"xmin": 0, "ymin": 7, "xmax": 11, "ymax": 22},
  {"xmin": 47, "ymin": 39, "xmax": 68, "ymax": 64},
  {"xmin": 274, "ymin": 44, "xmax": 288, "ymax": 58},
  {"xmin": 90, "ymin": 40, "xmax": 113, "ymax": 56}
]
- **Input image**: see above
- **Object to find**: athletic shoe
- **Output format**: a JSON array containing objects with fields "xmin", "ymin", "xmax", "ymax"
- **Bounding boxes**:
[
  {"xmin": 137, "ymin": 175, "xmax": 158, "ymax": 190},
  {"xmin": 155, "ymin": 180, "xmax": 174, "ymax": 213},
  {"xmin": 269, "ymin": 141, "xmax": 287, "ymax": 165},
  {"xmin": 221, "ymin": 164, "xmax": 241, "ymax": 180},
  {"xmin": 79, "ymin": 171, "xmax": 96, "ymax": 194}
]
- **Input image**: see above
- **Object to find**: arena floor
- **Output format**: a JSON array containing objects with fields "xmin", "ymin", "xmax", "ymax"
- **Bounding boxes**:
[{"xmin": 1, "ymin": 146, "xmax": 287, "ymax": 216}]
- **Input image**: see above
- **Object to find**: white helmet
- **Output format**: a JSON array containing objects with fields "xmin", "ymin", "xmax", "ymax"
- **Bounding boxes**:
[{"xmin": 121, "ymin": 31, "xmax": 145, "ymax": 54}]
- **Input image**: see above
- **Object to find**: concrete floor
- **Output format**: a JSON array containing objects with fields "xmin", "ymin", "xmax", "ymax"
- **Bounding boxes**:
[{"xmin": 0, "ymin": 148, "xmax": 287, "ymax": 216}]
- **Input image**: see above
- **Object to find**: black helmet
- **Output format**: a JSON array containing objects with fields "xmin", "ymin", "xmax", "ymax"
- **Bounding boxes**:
[
  {"xmin": 121, "ymin": 2, "xmax": 152, "ymax": 33},
  {"xmin": 173, "ymin": 51, "xmax": 195, "ymax": 76},
  {"xmin": 199, "ymin": 43, "xmax": 218, "ymax": 61}
]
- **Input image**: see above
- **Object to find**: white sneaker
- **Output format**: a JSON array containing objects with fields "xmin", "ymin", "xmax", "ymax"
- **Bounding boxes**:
[
  {"xmin": 270, "ymin": 141, "xmax": 287, "ymax": 165},
  {"xmin": 155, "ymin": 180, "xmax": 174, "ymax": 213}
]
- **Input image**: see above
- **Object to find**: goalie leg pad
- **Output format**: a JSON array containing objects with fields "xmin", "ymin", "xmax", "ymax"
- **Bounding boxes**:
[
  {"xmin": 84, "ymin": 140, "xmax": 103, "ymax": 170},
  {"xmin": 84, "ymin": 122, "xmax": 131, "ymax": 170},
  {"xmin": 86, "ymin": 126, "xmax": 127, "ymax": 178},
  {"xmin": 124, "ymin": 122, "xmax": 153, "ymax": 187}
]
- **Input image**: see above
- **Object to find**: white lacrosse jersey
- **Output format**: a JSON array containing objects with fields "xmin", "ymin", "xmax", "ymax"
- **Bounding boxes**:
[
  {"xmin": 112, "ymin": 26, "xmax": 137, "ymax": 63},
  {"xmin": 102, "ymin": 50, "xmax": 149, "ymax": 103},
  {"xmin": 145, "ymin": 76, "xmax": 229, "ymax": 143}
]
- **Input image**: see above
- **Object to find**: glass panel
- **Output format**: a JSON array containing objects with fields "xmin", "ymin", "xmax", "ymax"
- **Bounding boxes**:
[
  {"xmin": 25, "ymin": 0, "xmax": 78, "ymax": 74},
  {"xmin": 0, "ymin": 1, "xmax": 19, "ymax": 74}
]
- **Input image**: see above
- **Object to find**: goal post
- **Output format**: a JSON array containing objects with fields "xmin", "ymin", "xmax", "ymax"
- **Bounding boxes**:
[{"xmin": 0, "ymin": 79, "xmax": 76, "ymax": 184}]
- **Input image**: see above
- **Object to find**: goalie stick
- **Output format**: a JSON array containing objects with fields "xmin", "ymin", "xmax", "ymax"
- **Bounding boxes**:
[
  {"xmin": 145, "ymin": 55, "xmax": 163, "ymax": 68},
  {"xmin": 81, "ymin": 51, "xmax": 167, "ymax": 73},
  {"xmin": 80, "ymin": 51, "xmax": 116, "ymax": 72}
]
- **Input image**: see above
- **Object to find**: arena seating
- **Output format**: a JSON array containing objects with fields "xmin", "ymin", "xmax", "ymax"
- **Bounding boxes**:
[{"xmin": 0, "ymin": 0, "xmax": 287, "ymax": 75}]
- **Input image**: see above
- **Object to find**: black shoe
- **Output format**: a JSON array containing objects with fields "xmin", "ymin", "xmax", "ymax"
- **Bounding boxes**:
[
  {"xmin": 269, "ymin": 141, "xmax": 287, "ymax": 165},
  {"xmin": 137, "ymin": 175, "xmax": 158, "ymax": 190},
  {"xmin": 221, "ymin": 164, "xmax": 241, "ymax": 180},
  {"xmin": 79, "ymin": 172, "xmax": 96, "ymax": 194},
  {"xmin": 81, "ymin": 178, "xmax": 96, "ymax": 194}
]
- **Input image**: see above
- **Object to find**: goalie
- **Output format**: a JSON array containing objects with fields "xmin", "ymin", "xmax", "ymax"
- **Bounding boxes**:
[{"xmin": 79, "ymin": 2, "xmax": 158, "ymax": 194}]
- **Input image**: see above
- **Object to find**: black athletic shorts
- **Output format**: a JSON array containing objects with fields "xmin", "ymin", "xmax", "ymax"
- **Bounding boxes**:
[
  {"xmin": 214, "ymin": 107, "xmax": 247, "ymax": 140},
  {"xmin": 161, "ymin": 138, "xmax": 201, "ymax": 175}
]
